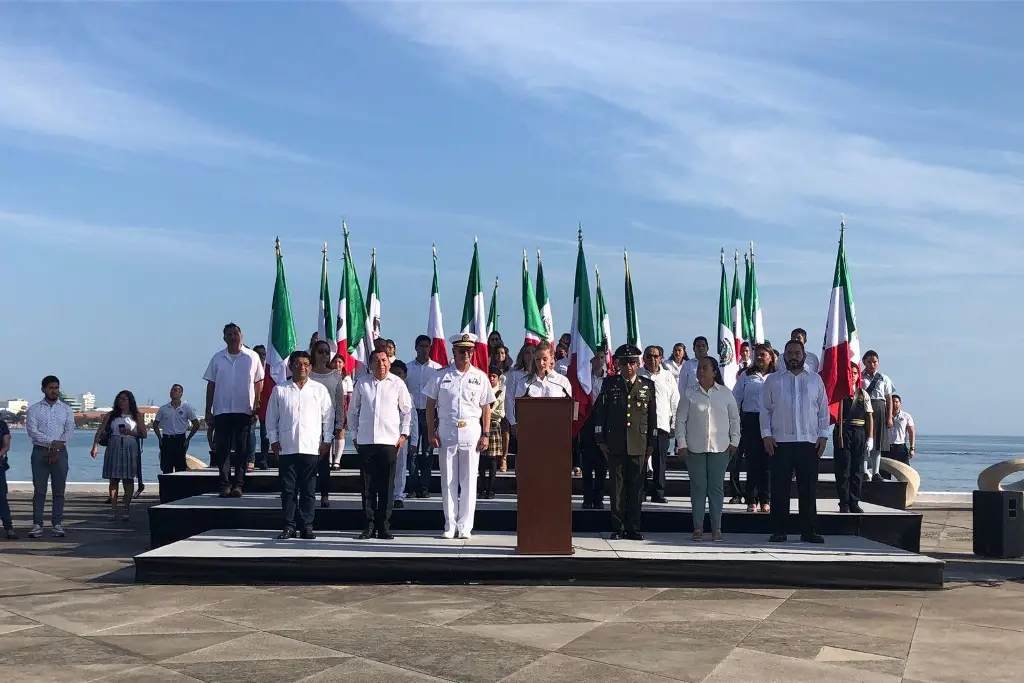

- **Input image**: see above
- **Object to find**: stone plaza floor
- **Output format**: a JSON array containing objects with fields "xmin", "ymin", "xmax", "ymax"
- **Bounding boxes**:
[{"xmin": 0, "ymin": 492, "xmax": 1022, "ymax": 683}]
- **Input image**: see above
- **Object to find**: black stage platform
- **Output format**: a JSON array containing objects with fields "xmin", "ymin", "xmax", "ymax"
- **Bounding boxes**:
[
  {"xmin": 160, "ymin": 467, "xmax": 909, "ymax": 510},
  {"xmin": 147, "ymin": 493, "xmax": 923, "ymax": 553},
  {"xmin": 134, "ymin": 530, "xmax": 943, "ymax": 589}
]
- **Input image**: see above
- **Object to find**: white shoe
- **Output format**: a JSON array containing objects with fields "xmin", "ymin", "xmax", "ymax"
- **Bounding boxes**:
[
  {"xmin": 51, "ymin": 524, "xmax": 66, "ymax": 537},
  {"xmin": 28, "ymin": 524, "xmax": 44, "ymax": 539},
  {"xmin": 461, "ymin": 531, "xmax": 472, "ymax": 540},
  {"xmin": 442, "ymin": 530, "xmax": 455, "ymax": 539}
]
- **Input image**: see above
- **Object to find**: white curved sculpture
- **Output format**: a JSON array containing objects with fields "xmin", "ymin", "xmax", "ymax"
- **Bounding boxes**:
[
  {"xmin": 977, "ymin": 458, "xmax": 1024, "ymax": 492},
  {"xmin": 185, "ymin": 454, "xmax": 208, "ymax": 470},
  {"xmin": 879, "ymin": 457, "xmax": 921, "ymax": 508}
]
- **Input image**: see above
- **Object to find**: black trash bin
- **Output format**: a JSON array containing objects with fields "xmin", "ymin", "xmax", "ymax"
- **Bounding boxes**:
[{"xmin": 973, "ymin": 490, "xmax": 1024, "ymax": 558}]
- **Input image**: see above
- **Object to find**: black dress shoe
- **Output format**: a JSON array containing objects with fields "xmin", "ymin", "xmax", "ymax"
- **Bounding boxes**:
[
  {"xmin": 581, "ymin": 501, "xmax": 594, "ymax": 510},
  {"xmin": 377, "ymin": 529, "xmax": 395, "ymax": 540},
  {"xmin": 486, "ymin": 490, "xmax": 496, "ymax": 499},
  {"xmin": 357, "ymin": 528, "xmax": 375, "ymax": 540},
  {"xmin": 728, "ymin": 496, "xmax": 742, "ymax": 505},
  {"xmin": 393, "ymin": 499, "xmax": 405, "ymax": 509},
  {"xmin": 651, "ymin": 495, "xmax": 667, "ymax": 504},
  {"xmin": 839, "ymin": 504, "xmax": 850, "ymax": 513},
  {"xmin": 594, "ymin": 500, "xmax": 605, "ymax": 510},
  {"xmin": 300, "ymin": 527, "xmax": 316, "ymax": 540},
  {"xmin": 768, "ymin": 533, "xmax": 788, "ymax": 543},
  {"xmin": 626, "ymin": 531, "xmax": 645, "ymax": 541},
  {"xmin": 610, "ymin": 531, "xmax": 624, "ymax": 540},
  {"xmin": 801, "ymin": 533, "xmax": 825, "ymax": 544},
  {"xmin": 277, "ymin": 527, "xmax": 296, "ymax": 540},
  {"xmin": 849, "ymin": 503, "xmax": 864, "ymax": 514}
]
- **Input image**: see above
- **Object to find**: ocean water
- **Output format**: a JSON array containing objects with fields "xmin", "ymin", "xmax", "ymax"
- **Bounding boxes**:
[{"xmin": 2, "ymin": 429, "xmax": 1021, "ymax": 492}]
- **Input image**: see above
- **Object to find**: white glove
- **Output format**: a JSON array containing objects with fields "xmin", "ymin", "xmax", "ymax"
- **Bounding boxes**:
[{"xmin": 865, "ymin": 438, "xmax": 874, "ymax": 453}]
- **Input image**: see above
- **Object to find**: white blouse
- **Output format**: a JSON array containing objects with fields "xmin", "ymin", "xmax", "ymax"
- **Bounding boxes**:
[{"xmin": 674, "ymin": 382, "xmax": 741, "ymax": 454}]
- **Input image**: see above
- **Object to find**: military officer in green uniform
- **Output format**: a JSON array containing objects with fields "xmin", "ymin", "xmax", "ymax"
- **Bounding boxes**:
[{"xmin": 593, "ymin": 344, "xmax": 658, "ymax": 540}]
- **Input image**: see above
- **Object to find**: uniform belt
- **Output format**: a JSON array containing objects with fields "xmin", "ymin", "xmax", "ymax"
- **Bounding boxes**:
[
  {"xmin": 844, "ymin": 419, "xmax": 866, "ymax": 427},
  {"xmin": 457, "ymin": 420, "xmax": 468, "ymax": 428}
]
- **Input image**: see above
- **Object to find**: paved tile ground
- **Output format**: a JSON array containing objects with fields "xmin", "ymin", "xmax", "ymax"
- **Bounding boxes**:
[{"xmin": 1, "ymin": 493, "xmax": 1022, "ymax": 683}]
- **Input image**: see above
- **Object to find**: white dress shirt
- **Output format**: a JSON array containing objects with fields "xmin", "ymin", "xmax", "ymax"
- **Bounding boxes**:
[
  {"xmin": 732, "ymin": 370, "xmax": 770, "ymax": 413},
  {"xmin": 347, "ymin": 373, "xmax": 413, "ymax": 446},
  {"xmin": 265, "ymin": 379, "xmax": 335, "ymax": 455},
  {"xmin": 26, "ymin": 399, "xmax": 75, "ymax": 447},
  {"xmin": 640, "ymin": 367, "xmax": 679, "ymax": 433},
  {"xmin": 674, "ymin": 383, "xmax": 741, "ymax": 454},
  {"xmin": 203, "ymin": 347, "xmax": 265, "ymax": 416},
  {"xmin": 888, "ymin": 410, "xmax": 914, "ymax": 445},
  {"xmin": 803, "ymin": 350, "xmax": 821, "ymax": 374},
  {"xmin": 759, "ymin": 369, "xmax": 831, "ymax": 443},
  {"xmin": 405, "ymin": 358, "xmax": 442, "ymax": 411},
  {"xmin": 662, "ymin": 358, "xmax": 683, "ymax": 380},
  {"xmin": 425, "ymin": 365, "xmax": 495, "ymax": 426},
  {"xmin": 554, "ymin": 358, "xmax": 570, "ymax": 376},
  {"xmin": 862, "ymin": 371, "xmax": 895, "ymax": 400},
  {"xmin": 154, "ymin": 401, "xmax": 198, "ymax": 435},
  {"xmin": 503, "ymin": 368, "xmax": 527, "ymax": 422},
  {"xmin": 506, "ymin": 371, "xmax": 573, "ymax": 426},
  {"xmin": 676, "ymin": 357, "xmax": 701, "ymax": 394}
]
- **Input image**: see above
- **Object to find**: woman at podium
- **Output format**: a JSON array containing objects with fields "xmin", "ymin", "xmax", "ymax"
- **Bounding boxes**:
[{"xmin": 505, "ymin": 341, "xmax": 573, "ymax": 432}]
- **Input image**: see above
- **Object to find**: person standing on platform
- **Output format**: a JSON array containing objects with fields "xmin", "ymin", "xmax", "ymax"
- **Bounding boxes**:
[
  {"xmin": 791, "ymin": 328, "xmax": 819, "ymax": 373},
  {"xmin": 405, "ymin": 336, "xmax": 442, "ymax": 496},
  {"xmin": 662, "ymin": 343, "xmax": 688, "ymax": 380},
  {"xmin": 861, "ymin": 350, "xmax": 895, "ymax": 482},
  {"xmin": 760, "ymin": 340, "xmax": 830, "ymax": 543},
  {"xmin": 0, "ymin": 416, "xmax": 17, "ymax": 539},
  {"xmin": 153, "ymin": 384, "xmax": 201, "ymax": 474},
  {"xmin": 25, "ymin": 375, "xmax": 75, "ymax": 538},
  {"xmin": 640, "ymin": 345, "xmax": 678, "ymax": 504},
  {"xmin": 593, "ymin": 344, "xmax": 657, "ymax": 541},
  {"xmin": 308, "ymin": 340, "xmax": 346, "ymax": 509},
  {"xmin": 677, "ymin": 336, "xmax": 709, "ymax": 393},
  {"xmin": 833, "ymin": 362, "xmax": 872, "ymax": 513},
  {"xmin": 389, "ymin": 360, "xmax": 418, "ymax": 508},
  {"xmin": 203, "ymin": 323, "xmax": 264, "ymax": 498},
  {"xmin": 885, "ymin": 395, "xmax": 915, "ymax": 466},
  {"xmin": 580, "ymin": 353, "xmax": 608, "ymax": 509},
  {"xmin": 348, "ymin": 349, "xmax": 412, "ymax": 540},
  {"xmin": 267, "ymin": 351, "xmax": 334, "ymax": 540},
  {"xmin": 425, "ymin": 333, "xmax": 495, "ymax": 540},
  {"xmin": 251, "ymin": 345, "xmax": 270, "ymax": 470},
  {"xmin": 733, "ymin": 344, "xmax": 775, "ymax": 513},
  {"xmin": 675, "ymin": 356, "xmax": 741, "ymax": 541},
  {"xmin": 478, "ymin": 366, "xmax": 505, "ymax": 500},
  {"xmin": 331, "ymin": 353, "xmax": 353, "ymax": 471},
  {"xmin": 91, "ymin": 390, "xmax": 147, "ymax": 522},
  {"xmin": 506, "ymin": 340, "xmax": 573, "ymax": 427},
  {"xmin": 504, "ymin": 343, "xmax": 537, "ymax": 470}
]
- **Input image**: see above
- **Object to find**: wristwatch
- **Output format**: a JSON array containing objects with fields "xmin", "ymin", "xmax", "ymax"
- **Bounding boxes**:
[{"xmin": 482, "ymin": 431, "xmax": 491, "ymax": 437}]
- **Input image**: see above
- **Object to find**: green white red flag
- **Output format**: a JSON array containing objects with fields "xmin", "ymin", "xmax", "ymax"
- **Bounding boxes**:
[
  {"xmin": 365, "ymin": 249, "xmax": 381, "ymax": 343},
  {"xmin": 486, "ymin": 277, "xmax": 499, "ymax": 338},
  {"xmin": 340, "ymin": 224, "xmax": 371, "ymax": 368},
  {"xmin": 595, "ymin": 266, "xmax": 613, "ymax": 374},
  {"xmin": 717, "ymin": 250, "xmax": 738, "ymax": 389},
  {"xmin": 258, "ymin": 239, "xmax": 297, "ymax": 419},
  {"xmin": 427, "ymin": 244, "xmax": 448, "ymax": 366},
  {"xmin": 460, "ymin": 239, "xmax": 489, "ymax": 372},
  {"xmin": 535, "ymin": 249, "xmax": 554, "ymax": 343},
  {"xmin": 624, "ymin": 250, "xmax": 641, "ymax": 350},
  {"xmin": 742, "ymin": 251, "xmax": 754, "ymax": 345},
  {"xmin": 746, "ymin": 243, "xmax": 764, "ymax": 344},
  {"xmin": 731, "ymin": 251, "xmax": 744, "ymax": 362},
  {"xmin": 568, "ymin": 227, "xmax": 598, "ymax": 435},
  {"xmin": 521, "ymin": 250, "xmax": 546, "ymax": 346},
  {"xmin": 821, "ymin": 218, "xmax": 860, "ymax": 423},
  {"xmin": 317, "ymin": 243, "xmax": 336, "ymax": 356}
]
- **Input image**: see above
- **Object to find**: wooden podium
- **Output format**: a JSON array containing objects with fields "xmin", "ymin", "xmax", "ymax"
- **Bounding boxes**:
[{"xmin": 514, "ymin": 396, "xmax": 574, "ymax": 555}]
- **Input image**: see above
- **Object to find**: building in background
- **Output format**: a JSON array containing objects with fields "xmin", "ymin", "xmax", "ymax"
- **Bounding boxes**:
[
  {"xmin": 0, "ymin": 398, "xmax": 28, "ymax": 414},
  {"xmin": 60, "ymin": 392, "xmax": 84, "ymax": 412},
  {"xmin": 80, "ymin": 392, "xmax": 96, "ymax": 411}
]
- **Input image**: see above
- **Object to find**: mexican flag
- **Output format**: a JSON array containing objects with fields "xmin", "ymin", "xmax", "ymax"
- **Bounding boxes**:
[
  {"xmin": 341, "ymin": 226, "xmax": 371, "ymax": 368},
  {"xmin": 317, "ymin": 243, "xmax": 337, "ymax": 356},
  {"xmin": 624, "ymin": 250, "xmax": 641, "ymax": 350},
  {"xmin": 521, "ymin": 250, "xmax": 546, "ymax": 346},
  {"xmin": 460, "ymin": 239, "xmax": 489, "ymax": 372},
  {"xmin": 427, "ymin": 244, "xmax": 449, "ymax": 366},
  {"xmin": 595, "ymin": 266, "xmax": 613, "ymax": 374},
  {"xmin": 821, "ymin": 219, "xmax": 860, "ymax": 423},
  {"xmin": 747, "ymin": 243, "xmax": 765, "ymax": 344},
  {"xmin": 567, "ymin": 228, "xmax": 597, "ymax": 434},
  {"xmin": 486, "ymin": 277, "xmax": 499, "ymax": 338},
  {"xmin": 365, "ymin": 249, "xmax": 381, "ymax": 343},
  {"xmin": 742, "ymin": 252, "xmax": 754, "ymax": 345},
  {"xmin": 535, "ymin": 249, "xmax": 554, "ymax": 343},
  {"xmin": 717, "ymin": 251, "xmax": 738, "ymax": 389},
  {"xmin": 730, "ymin": 251, "xmax": 744, "ymax": 362},
  {"xmin": 258, "ymin": 239, "xmax": 297, "ymax": 419}
]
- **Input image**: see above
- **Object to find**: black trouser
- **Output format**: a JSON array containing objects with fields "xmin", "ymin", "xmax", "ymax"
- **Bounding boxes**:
[
  {"xmin": 580, "ymin": 428, "xmax": 606, "ymax": 504},
  {"xmin": 742, "ymin": 412, "xmax": 770, "ymax": 505},
  {"xmin": 833, "ymin": 425, "xmax": 866, "ymax": 507},
  {"xmin": 728, "ymin": 448, "xmax": 743, "ymax": 499},
  {"xmin": 647, "ymin": 429, "xmax": 670, "ymax": 499},
  {"xmin": 609, "ymin": 451, "xmax": 644, "ymax": 534},
  {"xmin": 887, "ymin": 443, "xmax": 910, "ymax": 464},
  {"xmin": 317, "ymin": 451, "xmax": 331, "ymax": 496},
  {"xmin": 358, "ymin": 444, "xmax": 398, "ymax": 531},
  {"xmin": 213, "ymin": 413, "xmax": 251, "ymax": 489},
  {"xmin": 769, "ymin": 442, "xmax": 819, "ymax": 536},
  {"xmin": 409, "ymin": 409, "xmax": 433, "ymax": 494},
  {"xmin": 258, "ymin": 420, "xmax": 270, "ymax": 466},
  {"xmin": 479, "ymin": 454, "xmax": 497, "ymax": 494},
  {"xmin": 280, "ymin": 453, "xmax": 318, "ymax": 530},
  {"xmin": 159, "ymin": 434, "xmax": 188, "ymax": 474}
]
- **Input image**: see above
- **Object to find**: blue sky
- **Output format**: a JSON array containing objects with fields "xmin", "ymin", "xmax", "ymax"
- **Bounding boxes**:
[{"xmin": 1, "ymin": 3, "xmax": 1021, "ymax": 435}]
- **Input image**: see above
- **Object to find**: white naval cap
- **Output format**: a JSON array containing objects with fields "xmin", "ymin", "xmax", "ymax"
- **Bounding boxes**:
[{"xmin": 450, "ymin": 332, "xmax": 478, "ymax": 348}]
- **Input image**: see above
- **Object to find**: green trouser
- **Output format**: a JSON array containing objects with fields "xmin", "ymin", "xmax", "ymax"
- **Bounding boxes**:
[{"xmin": 684, "ymin": 451, "xmax": 731, "ymax": 532}]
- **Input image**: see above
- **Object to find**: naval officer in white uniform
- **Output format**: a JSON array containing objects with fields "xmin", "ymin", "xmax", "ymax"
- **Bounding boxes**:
[{"xmin": 424, "ymin": 333, "xmax": 495, "ymax": 539}]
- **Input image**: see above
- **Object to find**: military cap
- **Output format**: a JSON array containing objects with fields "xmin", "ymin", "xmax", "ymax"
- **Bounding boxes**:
[
  {"xmin": 450, "ymin": 332, "xmax": 477, "ymax": 348},
  {"xmin": 613, "ymin": 343, "xmax": 642, "ymax": 361}
]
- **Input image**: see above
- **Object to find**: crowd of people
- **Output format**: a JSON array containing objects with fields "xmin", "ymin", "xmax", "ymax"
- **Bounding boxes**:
[{"xmin": 0, "ymin": 322, "xmax": 916, "ymax": 545}]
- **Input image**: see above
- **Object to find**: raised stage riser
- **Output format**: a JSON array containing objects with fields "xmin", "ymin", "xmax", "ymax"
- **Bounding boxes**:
[{"xmin": 160, "ymin": 472, "xmax": 908, "ymax": 510}]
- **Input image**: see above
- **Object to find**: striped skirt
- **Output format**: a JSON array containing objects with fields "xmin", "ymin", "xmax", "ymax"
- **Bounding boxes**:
[{"xmin": 102, "ymin": 435, "xmax": 140, "ymax": 480}]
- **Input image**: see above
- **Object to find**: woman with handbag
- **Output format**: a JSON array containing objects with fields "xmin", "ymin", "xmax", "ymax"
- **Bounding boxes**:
[{"xmin": 91, "ymin": 390, "xmax": 148, "ymax": 521}]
